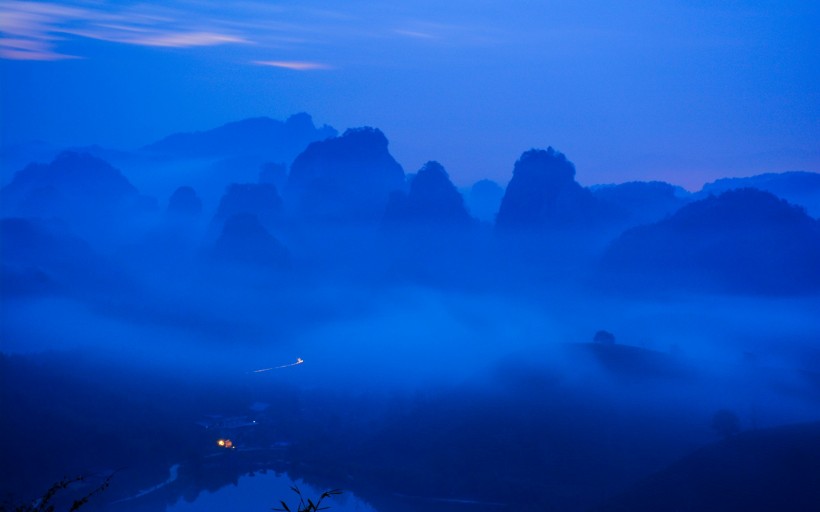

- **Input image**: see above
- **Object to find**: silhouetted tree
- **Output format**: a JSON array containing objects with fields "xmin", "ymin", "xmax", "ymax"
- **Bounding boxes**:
[
  {"xmin": 593, "ymin": 330, "xmax": 616, "ymax": 345},
  {"xmin": 1, "ymin": 475, "xmax": 111, "ymax": 512},
  {"xmin": 273, "ymin": 487, "xmax": 342, "ymax": 512}
]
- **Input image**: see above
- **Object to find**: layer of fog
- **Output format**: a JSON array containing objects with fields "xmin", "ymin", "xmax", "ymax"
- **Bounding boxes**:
[
  {"xmin": 4, "ymin": 274, "xmax": 818, "ymax": 424},
  {"xmin": 3, "ymin": 124, "xmax": 819, "ymax": 510}
]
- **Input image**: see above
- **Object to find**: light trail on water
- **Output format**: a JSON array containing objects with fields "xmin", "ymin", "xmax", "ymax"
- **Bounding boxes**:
[{"xmin": 251, "ymin": 358, "xmax": 304, "ymax": 373}]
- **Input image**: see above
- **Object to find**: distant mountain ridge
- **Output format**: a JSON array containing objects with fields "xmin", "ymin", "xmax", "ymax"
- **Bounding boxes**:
[
  {"xmin": 0, "ymin": 151, "xmax": 153, "ymax": 231},
  {"xmin": 2, "ymin": 151, "xmax": 139, "ymax": 202},
  {"xmin": 1, "ymin": 151, "xmax": 163, "ymax": 252},
  {"xmin": 0, "ymin": 216, "xmax": 113, "ymax": 297},
  {"xmin": 698, "ymin": 171, "xmax": 820, "ymax": 217},
  {"xmin": 602, "ymin": 188, "xmax": 820, "ymax": 294},
  {"xmin": 591, "ymin": 181, "xmax": 691, "ymax": 227},
  {"xmin": 4, "ymin": 118, "xmax": 819, "ymax": 297},
  {"xmin": 143, "ymin": 113, "xmax": 337, "ymax": 160}
]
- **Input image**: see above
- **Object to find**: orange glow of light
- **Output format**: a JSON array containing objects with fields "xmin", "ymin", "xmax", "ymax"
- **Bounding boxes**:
[{"xmin": 224, "ymin": 440, "xmax": 233, "ymax": 448}]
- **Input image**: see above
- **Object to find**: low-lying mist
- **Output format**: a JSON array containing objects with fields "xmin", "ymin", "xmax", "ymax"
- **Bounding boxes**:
[{"xmin": 2, "ymin": 122, "xmax": 819, "ymax": 511}]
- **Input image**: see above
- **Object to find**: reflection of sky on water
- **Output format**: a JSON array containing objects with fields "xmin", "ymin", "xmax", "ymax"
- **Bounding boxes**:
[{"xmin": 166, "ymin": 472, "xmax": 377, "ymax": 512}]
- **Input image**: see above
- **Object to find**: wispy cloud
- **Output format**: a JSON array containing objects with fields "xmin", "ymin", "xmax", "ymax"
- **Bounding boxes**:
[
  {"xmin": 0, "ymin": 1, "xmax": 248, "ymax": 60},
  {"xmin": 0, "ymin": 1, "xmax": 492, "ymax": 63},
  {"xmin": 254, "ymin": 60, "xmax": 331, "ymax": 71},
  {"xmin": 393, "ymin": 29, "xmax": 438, "ymax": 40},
  {"xmin": 390, "ymin": 20, "xmax": 501, "ymax": 46},
  {"xmin": 65, "ymin": 28, "xmax": 248, "ymax": 48},
  {"xmin": 0, "ymin": 36, "xmax": 79, "ymax": 60}
]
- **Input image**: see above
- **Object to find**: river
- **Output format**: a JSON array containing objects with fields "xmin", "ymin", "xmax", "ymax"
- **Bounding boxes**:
[{"xmin": 165, "ymin": 471, "xmax": 377, "ymax": 512}]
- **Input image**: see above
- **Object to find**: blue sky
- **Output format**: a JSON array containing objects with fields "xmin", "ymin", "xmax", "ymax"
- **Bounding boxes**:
[{"xmin": 1, "ymin": 0, "xmax": 818, "ymax": 189}]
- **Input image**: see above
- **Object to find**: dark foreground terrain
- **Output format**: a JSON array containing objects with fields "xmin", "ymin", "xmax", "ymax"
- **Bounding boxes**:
[{"xmin": 2, "ymin": 346, "xmax": 819, "ymax": 512}]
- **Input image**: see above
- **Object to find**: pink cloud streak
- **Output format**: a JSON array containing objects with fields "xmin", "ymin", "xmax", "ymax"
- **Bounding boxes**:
[
  {"xmin": 254, "ymin": 60, "xmax": 331, "ymax": 70},
  {"xmin": 0, "ymin": 1, "xmax": 248, "ymax": 60}
]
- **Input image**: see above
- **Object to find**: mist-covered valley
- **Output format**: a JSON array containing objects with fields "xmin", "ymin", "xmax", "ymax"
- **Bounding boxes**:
[{"xmin": 2, "ymin": 115, "xmax": 819, "ymax": 512}]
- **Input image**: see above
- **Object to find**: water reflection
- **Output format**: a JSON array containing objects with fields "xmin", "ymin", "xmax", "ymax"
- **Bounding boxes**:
[{"xmin": 166, "ymin": 472, "xmax": 377, "ymax": 512}]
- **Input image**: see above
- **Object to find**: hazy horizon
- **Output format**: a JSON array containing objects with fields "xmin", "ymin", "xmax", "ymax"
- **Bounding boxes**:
[
  {"xmin": 2, "ymin": 0, "xmax": 819, "ymax": 190},
  {"xmin": 2, "ymin": 3, "xmax": 819, "ymax": 511}
]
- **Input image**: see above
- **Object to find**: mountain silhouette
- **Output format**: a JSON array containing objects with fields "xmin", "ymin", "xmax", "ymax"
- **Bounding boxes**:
[
  {"xmin": 0, "ymin": 217, "xmax": 104, "ymax": 296},
  {"xmin": 466, "ymin": 179, "xmax": 504, "ymax": 224},
  {"xmin": 167, "ymin": 186, "xmax": 203, "ymax": 218},
  {"xmin": 211, "ymin": 213, "xmax": 290, "ymax": 268},
  {"xmin": 592, "ymin": 181, "xmax": 690, "ymax": 227},
  {"xmin": 143, "ymin": 113, "xmax": 336, "ymax": 161},
  {"xmin": 2, "ymin": 151, "xmax": 139, "ymax": 208},
  {"xmin": 699, "ymin": 171, "xmax": 820, "ymax": 217},
  {"xmin": 0, "ymin": 140, "xmax": 62, "ymax": 188},
  {"xmin": 0, "ymin": 152, "xmax": 154, "ymax": 245},
  {"xmin": 259, "ymin": 161, "xmax": 288, "ymax": 191},
  {"xmin": 601, "ymin": 188, "xmax": 820, "ymax": 294},
  {"xmin": 286, "ymin": 127, "xmax": 405, "ymax": 222},
  {"xmin": 496, "ymin": 148, "xmax": 607, "ymax": 230},
  {"xmin": 384, "ymin": 161, "xmax": 472, "ymax": 226},
  {"xmin": 212, "ymin": 183, "xmax": 283, "ymax": 230}
]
